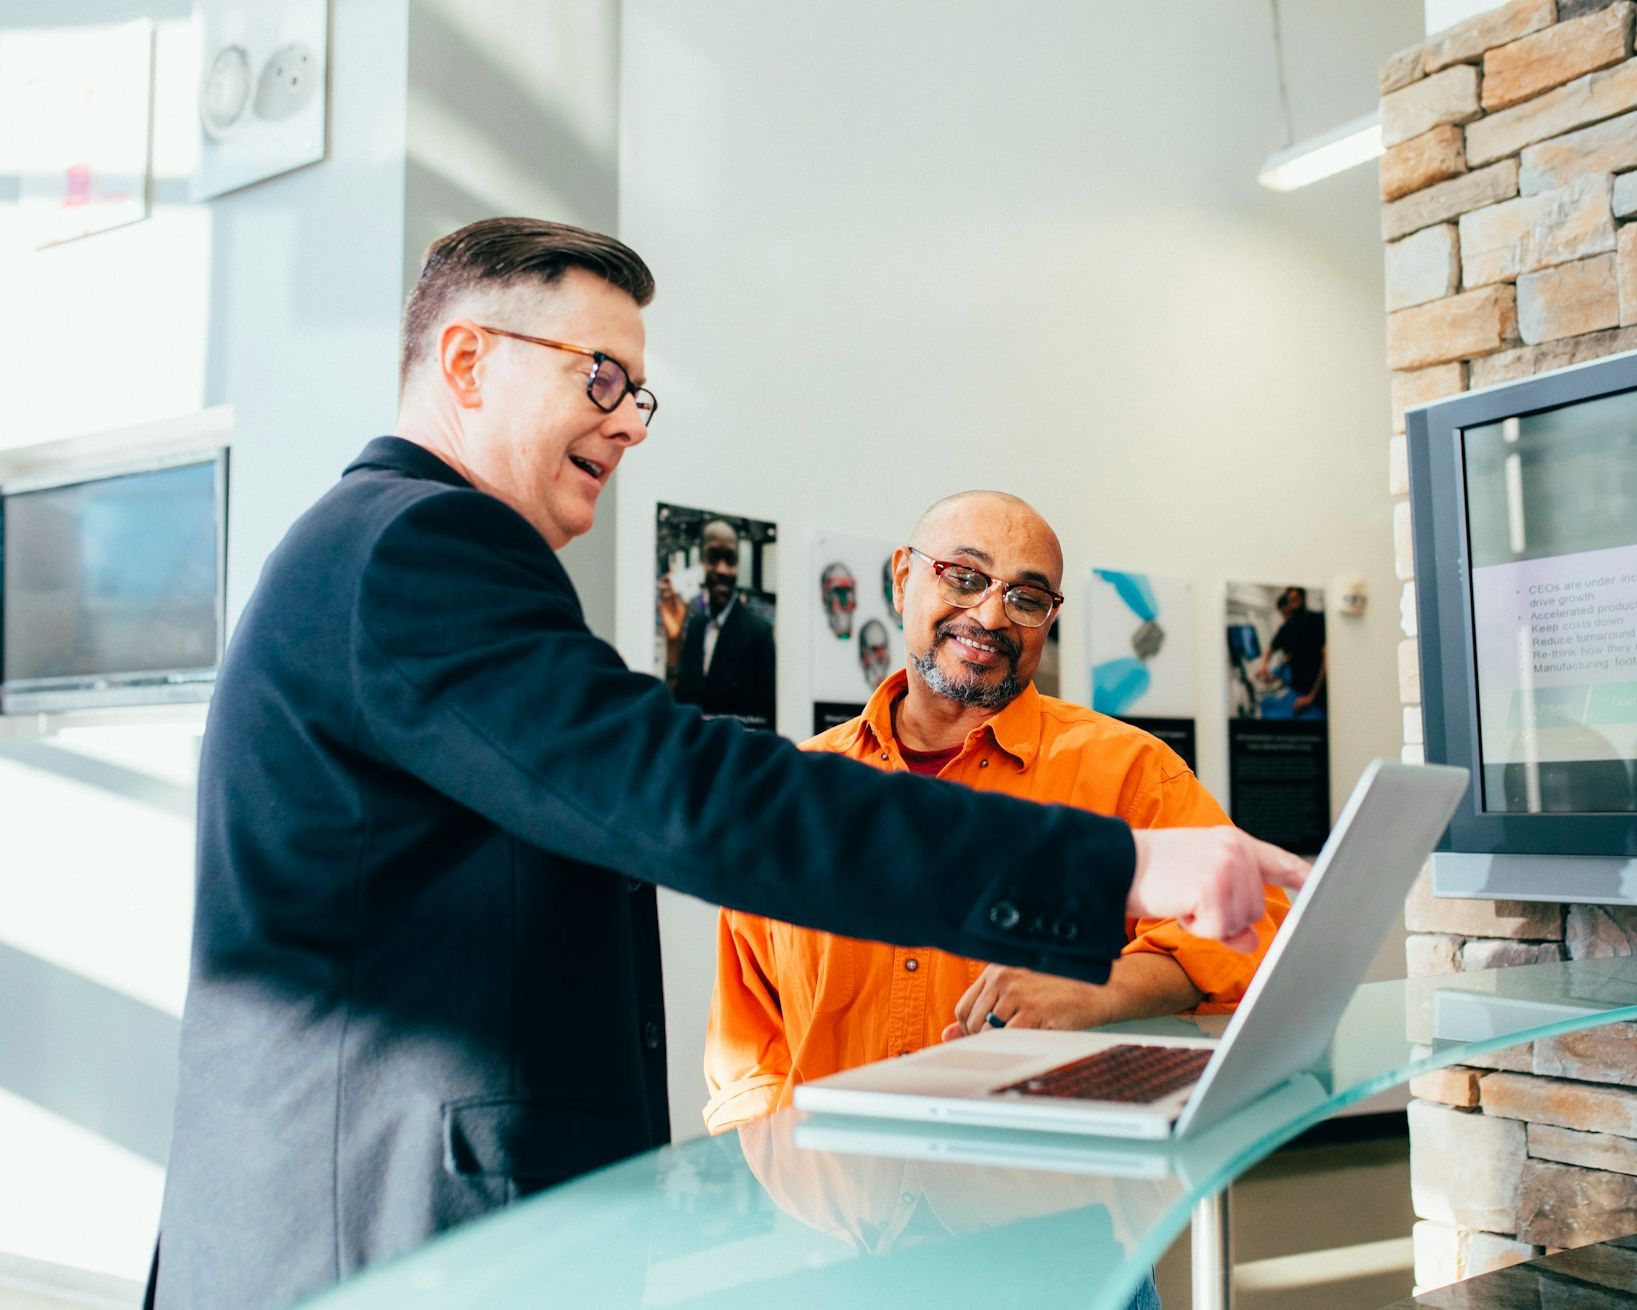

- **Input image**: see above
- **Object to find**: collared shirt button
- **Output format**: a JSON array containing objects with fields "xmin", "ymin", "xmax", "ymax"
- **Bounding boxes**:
[
  {"xmin": 881, "ymin": 752, "xmax": 890, "ymax": 761},
  {"xmin": 989, "ymin": 901, "xmax": 1021, "ymax": 930},
  {"xmin": 904, "ymin": 957, "xmax": 919, "ymax": 972},
  {"xmin": 979, "ymin": 758, "xmax": 989, "ymax": 768},
  {"xmin": 642, "ymin": 1020, "xmax": 661, "ymax": 1050}
]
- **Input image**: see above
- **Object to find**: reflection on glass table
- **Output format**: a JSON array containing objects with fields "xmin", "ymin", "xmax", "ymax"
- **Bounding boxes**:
[{"xmin": 297, "ymin": 958, "xmax": 1637, "ymax": 1310}]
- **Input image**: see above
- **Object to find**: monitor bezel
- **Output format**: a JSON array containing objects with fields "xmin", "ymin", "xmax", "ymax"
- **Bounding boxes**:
[
  {"xmin": 0, "ymin": 448, "xmax": 230, "ymax": 714},
  {"xmin": 1407, "ymin": 346, "xmax": 1637, "ymax": 860}
]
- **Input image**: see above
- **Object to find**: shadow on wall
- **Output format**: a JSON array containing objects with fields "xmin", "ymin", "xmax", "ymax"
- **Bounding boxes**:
[
  {"xmin": 0, "ymin": 741, "xmax": 196, "ymax": 819},
  {"xmin": 0, "ymin": 942, "xmax": 179, "ymax": 1165},
  {"xmin": 0, "ymin": 741, "xmax": 194, "ymax": 1164},
  {"xmin": 403, "ymin": 1, "xmax": 619, "ymax": 277}
]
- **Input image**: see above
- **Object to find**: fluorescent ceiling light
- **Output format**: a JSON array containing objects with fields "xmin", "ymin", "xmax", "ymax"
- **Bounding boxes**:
[{"xmin": 1257, "ymin": 111, "xmax": 1383, "ymax": 192}]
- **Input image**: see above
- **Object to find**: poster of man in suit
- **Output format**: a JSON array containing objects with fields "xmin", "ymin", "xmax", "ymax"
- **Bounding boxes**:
[{"xmin": 656, "ymin": 503, "xmax": 778, "ymax": 731}]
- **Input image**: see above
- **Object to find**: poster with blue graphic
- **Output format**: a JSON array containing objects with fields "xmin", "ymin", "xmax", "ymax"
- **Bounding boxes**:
[{"xmin": 1088, "ymin": 569, "xmax": 1197, "ymax": 770}]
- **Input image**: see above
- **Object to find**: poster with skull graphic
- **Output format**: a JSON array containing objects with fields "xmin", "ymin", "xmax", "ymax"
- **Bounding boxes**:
[{"xmin": 811, "ymin": 531, "xmax": 902, "ymax": 735}]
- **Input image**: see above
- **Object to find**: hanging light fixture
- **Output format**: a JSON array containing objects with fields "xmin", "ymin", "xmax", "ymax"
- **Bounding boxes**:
[
  {"xmin": 1256, "ymin": 0, "xmax": 1384, "ymax": 192},
  {"xmin": 1257, "ymin": 111, "xmax": 1384, "ymax": 191}
]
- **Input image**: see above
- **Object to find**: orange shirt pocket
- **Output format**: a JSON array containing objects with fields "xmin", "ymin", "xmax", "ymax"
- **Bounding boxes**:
[{"xmin": 768, "ymin": 923, "xmax": 858, "ymax": 1014}]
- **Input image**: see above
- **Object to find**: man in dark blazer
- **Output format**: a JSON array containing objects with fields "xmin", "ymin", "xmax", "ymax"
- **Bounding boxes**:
[
  {"xmin": 148, "ymin": 218, "xmax": 1305, "ymax": 1309},
  {"xmin": 670, "ymin": 519, "xmax": 777, "ymax": 729}
]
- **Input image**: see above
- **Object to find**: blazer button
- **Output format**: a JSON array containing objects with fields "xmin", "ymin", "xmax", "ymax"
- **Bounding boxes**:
[
  {"xmin": 989, "ymin": 901, "xmax": 1021, "ymax": 930},
  {"xmin": 642, "ymin": 1020, "xmax": 661, "ymax": 1051},
  {"xmin": 626, "ymin": 878, "xmax": 644, "ymax": 894},
  {"xmin": 1053, "ymin": 917, "xmax": 1080, "ymax": 943}
]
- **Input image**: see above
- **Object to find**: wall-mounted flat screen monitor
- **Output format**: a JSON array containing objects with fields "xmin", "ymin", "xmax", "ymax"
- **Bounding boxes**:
[
  {"xmin": 0, "ymin": 452, "xmax": 227, "ymax": 714},
  {"xmin": 1408, "ymin": 349, "xmax": 1637, "ymax": 903}
]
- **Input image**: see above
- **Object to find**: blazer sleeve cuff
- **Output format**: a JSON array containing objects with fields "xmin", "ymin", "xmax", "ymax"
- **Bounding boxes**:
[{"xmin": 957, "ymin": 814, "xmax": 1134, "ymax": 983}]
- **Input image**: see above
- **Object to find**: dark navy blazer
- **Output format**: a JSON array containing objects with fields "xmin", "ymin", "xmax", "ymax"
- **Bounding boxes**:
[
  {"xmin": 674, "ymin": 598, "xmax": 776, "ymax": 729},
  {"xmin": 151, "ymin": 438, "xmax": 1135, "ymax": 1308}
]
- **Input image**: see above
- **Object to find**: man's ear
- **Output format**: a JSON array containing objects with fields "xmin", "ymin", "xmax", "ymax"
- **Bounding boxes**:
[
  {"xmin": 438, "ymin": 320, "xmax": 487, "ymax": 410},
  {"xmin": 890, "ymin": 545, "xmax": 912, "ymax": 614}
]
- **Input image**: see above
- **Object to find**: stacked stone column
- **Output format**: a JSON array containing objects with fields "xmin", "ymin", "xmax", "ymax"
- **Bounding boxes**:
[{"xmin": 1380, "ymin": 0, "xmax": 1637, "ymax": 1290}]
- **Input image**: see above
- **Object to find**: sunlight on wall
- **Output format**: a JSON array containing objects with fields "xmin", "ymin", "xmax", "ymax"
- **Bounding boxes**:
[
  {"xmin": 0, "ymin": 1087, "xmax": 162, "ymax": 1281},
  {"xmin": 0, "ymin": 731, "xmax": 195, "ymax": 1017}
]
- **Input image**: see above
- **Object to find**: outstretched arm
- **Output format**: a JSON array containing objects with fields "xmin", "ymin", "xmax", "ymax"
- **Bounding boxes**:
[{"xmin": 357, "ymin": 491, "xmax": 1306, "ymax": 979}]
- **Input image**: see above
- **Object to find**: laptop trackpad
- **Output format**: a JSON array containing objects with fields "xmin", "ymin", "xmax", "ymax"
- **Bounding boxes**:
[
  {"xmin": 925, "ymin": 1048, "xmax": 1043, "ymax": 1075},
  {"xmin": 853, "ymin": 1045, "xmax": 1063, "ymax": 1097}
]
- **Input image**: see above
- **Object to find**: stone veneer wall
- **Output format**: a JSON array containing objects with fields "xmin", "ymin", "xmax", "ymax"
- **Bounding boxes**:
[{"xmin": 1379, "ymin": 0, "xmax": 1637, "ymax": 1291}]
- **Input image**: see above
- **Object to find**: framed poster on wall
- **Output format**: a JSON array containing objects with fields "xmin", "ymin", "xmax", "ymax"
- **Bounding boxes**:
[
  {"xmin": 1225, "ymin": 581, "xmax": 1331, "ymax": 854},
  {"xmin": 656, "ymin": 503, "xmax": 778, "ymax": 733},
  {"xmin": 0, "ymin": 20, "xmax": 153, "ymax": 248},
  {"xmin": 1088, "ymin": 568, "xmax": 1198, "ymax": 769},
  {"xmin": 811, "ymin": 531, "xmax": 901, "ymax": 735}
]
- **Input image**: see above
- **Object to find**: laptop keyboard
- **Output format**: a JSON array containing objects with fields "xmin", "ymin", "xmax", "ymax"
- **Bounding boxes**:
[{"xmin": 994, "ymin": 1045, "xmax": 1213, "ymax": 1104}]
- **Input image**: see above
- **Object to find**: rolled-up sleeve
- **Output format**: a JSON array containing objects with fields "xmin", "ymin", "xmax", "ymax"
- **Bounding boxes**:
[
  {"xmin": 704, "ymin": 910, "xmax": 791, "ymax": 1134},
  {"xmin": 1117, "ymin": 766, "xmax": 1291, "ymax": 1011}
]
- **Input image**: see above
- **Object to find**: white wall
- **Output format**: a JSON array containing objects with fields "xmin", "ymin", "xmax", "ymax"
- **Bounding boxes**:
[
  {"xmin": 0, "ymin": 0, "xmax": 412, "ymax": 1281},
  {"xmin": 405, "ymin": 0, "xmax": 623, "ymax": 636},
  {"xmin": 213, "ymin": 6, "xmax": 409, "ymax": 627},
  {"xmin": 1425, "ymin": 0, "xmax": 1507, "ymax": 37},
  {"xmin": 615, "ymin": 0, "xmax": 1425, "ymax": 1136}
]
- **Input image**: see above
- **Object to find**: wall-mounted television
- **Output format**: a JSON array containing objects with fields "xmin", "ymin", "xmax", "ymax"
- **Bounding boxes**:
[
  {"xmin": 1408, "ymin": 348, "xmax": 1637, "ymax": 904},
  {"xmin": 0, "ymin": 451, "xmax": 228, "ymax": 715}
]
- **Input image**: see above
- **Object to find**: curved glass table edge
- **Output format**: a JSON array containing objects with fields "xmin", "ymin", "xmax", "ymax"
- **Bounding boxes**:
[{"xmin": 299, "ymin": 957, "xmax": 1637, "ymax": 1310}]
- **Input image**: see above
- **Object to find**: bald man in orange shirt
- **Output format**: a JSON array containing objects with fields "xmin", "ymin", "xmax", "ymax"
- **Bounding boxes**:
[{"xmin": 703, "ymin": 491, "xmax": 1290, "ymax": 1134}]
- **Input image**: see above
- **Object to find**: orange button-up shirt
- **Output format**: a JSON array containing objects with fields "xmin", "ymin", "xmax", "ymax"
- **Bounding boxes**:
[{"xmin": 702, "ymin": 670, "xmax": 1290, "ymax": 1134}]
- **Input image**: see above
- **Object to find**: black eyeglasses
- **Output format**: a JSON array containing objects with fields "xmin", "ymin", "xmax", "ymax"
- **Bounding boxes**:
[
  {"xmin": 906, "ymin": 547, "xmax": 1063, "ymax": 628},
  {"xmin": 477, "ymin": 326, "xmax": 658, "ymax": 426}
]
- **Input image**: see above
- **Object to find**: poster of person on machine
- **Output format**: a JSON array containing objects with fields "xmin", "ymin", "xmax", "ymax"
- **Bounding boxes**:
[
  {"xmin": 1224, "ymin": 582, "xmax": 1330, "ymax": 854},
  {"xmin": 656, "ymin": 503, "xmax": 778, "ymax": 732}
]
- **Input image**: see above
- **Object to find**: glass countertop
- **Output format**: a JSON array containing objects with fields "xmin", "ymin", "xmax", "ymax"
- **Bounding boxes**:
[{"xmin": 300, "ymin": 958, "xmax": 1637, "ymax": 1310}]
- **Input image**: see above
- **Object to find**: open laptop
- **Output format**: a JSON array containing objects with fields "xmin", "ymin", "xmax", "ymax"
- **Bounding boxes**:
[
  {"xmin": 793, "ymin": 759, "xmax": 1468, "ymax": 1140},
  {"xmin": 796, "ymin": 1073, "xmax": 1330, "ymax": 1181}
]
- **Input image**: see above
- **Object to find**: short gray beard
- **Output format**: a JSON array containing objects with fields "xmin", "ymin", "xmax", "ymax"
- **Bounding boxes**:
[{"xmin": 909, "ymin": 641, "xmax": 1022, "ymax": 710}]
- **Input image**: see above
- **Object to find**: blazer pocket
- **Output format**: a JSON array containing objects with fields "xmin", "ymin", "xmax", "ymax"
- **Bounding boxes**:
[{"xmin": 442, "ymin": 1097, "xmax": 642, "ymax": 1186}]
